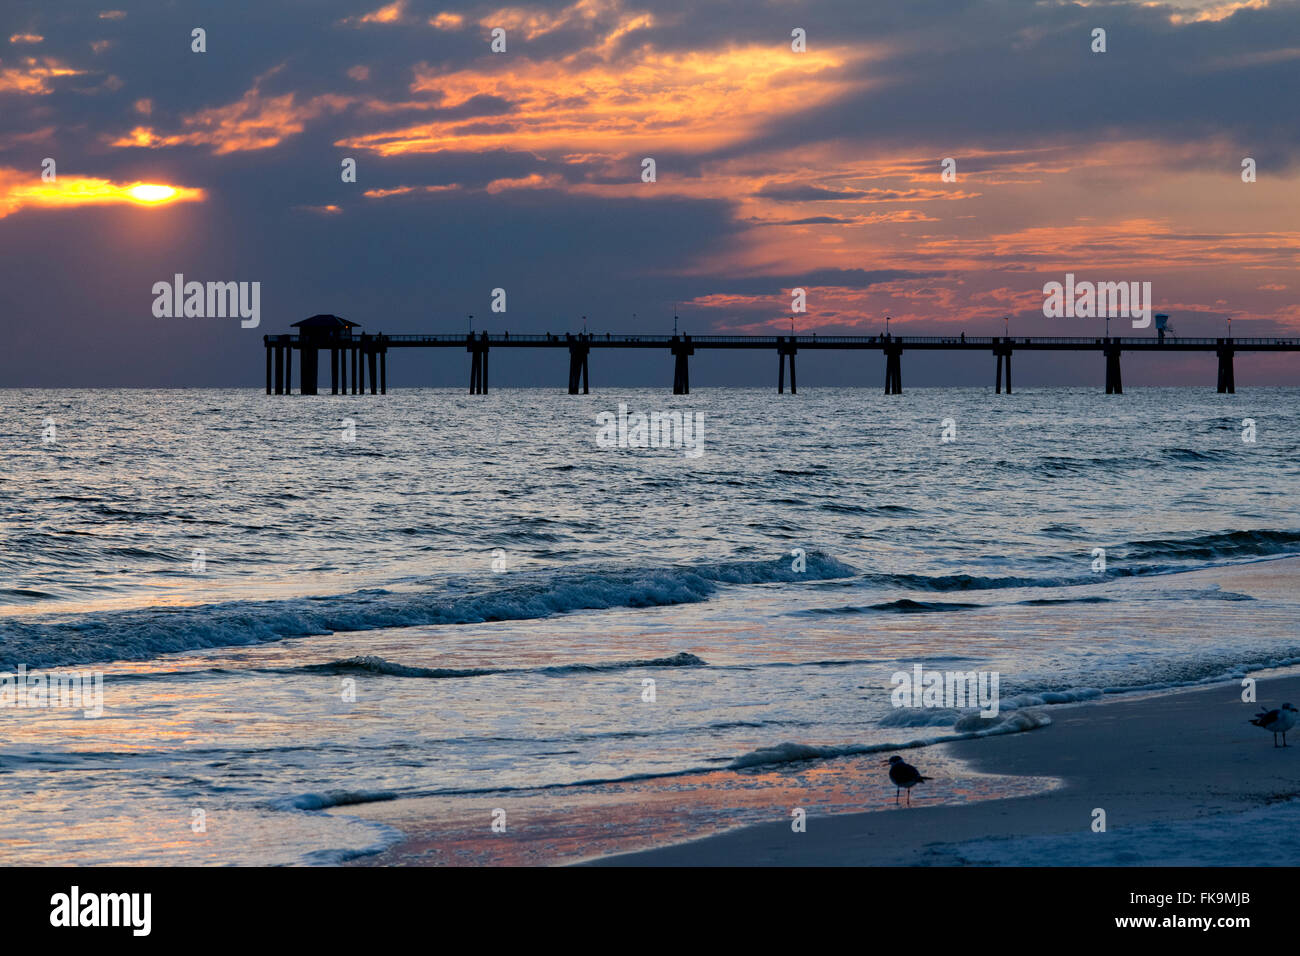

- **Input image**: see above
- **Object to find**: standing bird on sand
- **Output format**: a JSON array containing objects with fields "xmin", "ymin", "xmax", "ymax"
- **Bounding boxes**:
[
  {"xmin": 1250, "ymin": 702, "xmax": 1299, "ymax": 747},
  {"xmin": 885, "ymin": 755, "xmax": 930, "ymax": 806}
]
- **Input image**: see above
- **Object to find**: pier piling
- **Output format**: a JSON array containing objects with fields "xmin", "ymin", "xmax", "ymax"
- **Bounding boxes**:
[
  {"xmin": 1217, "ymin": 342, "xmax": 1236, "ymax": 393},
  {"xmin": 884, "ymin": 343, "xmax": 903, "ymax": 394},
  {"xmin": 671, "ymin": 336, "xmax": 693, "ymax": 394},
  {"xmin": 1104, "ymin": 343, "xmax": 1123, "ymax": 394},
  {"xmin": 777, "ymin": 339, "xmax": 797, "ymax": 394},
  {"xmin": 301, "ymin": 346, "xmax": 318, "ymax": 395},
  {"xmin": 567, "ymin": 334, "xmax": 591, "ymax": 394},
  {"xmin": 994, "ymin": 342, "xmax": 1013, "ymax": 394},
  {"xmin": 468, "ymin": 332, "xmax": 489, "ymax": 394}
]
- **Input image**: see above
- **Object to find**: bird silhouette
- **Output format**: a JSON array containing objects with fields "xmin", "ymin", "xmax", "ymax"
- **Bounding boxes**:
[{"xmin": 885, "ymin": 755, "xmax": 930, "ymax": 806}]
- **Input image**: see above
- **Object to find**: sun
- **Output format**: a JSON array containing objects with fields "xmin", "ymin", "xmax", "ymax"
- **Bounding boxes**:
[{"xmin": 126, "ymin": 183, "xmax": 177, "ymax": 203}]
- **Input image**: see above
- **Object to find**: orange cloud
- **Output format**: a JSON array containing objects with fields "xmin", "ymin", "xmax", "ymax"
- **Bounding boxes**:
[
  {"xmin": 429, "ymin": 12, "xmax": 465, "ymax": 30},
  {"xmin": 482, "ymin": 0, "xmax": 643, "ymax": 43},
  {"xmin": 110, "ymin": 69, "xmax": 353, "ymax": 153},
  {"xmin": 340, "ymin": 43, "xmax": 862, "ymax": 157},
  {"xmin": 0, "ymin": 56, "xmax": 84, "ymax": 94},
  {"xmin": 1165, "ymin": 0, "xmax": 1268, "ymax": 24},
  {"xmin": 363, "ymin": 184, "xmax": 460, "ymax": 198},
  {"xmin": 342, "ymin": 1, "xmax": 407, "ymax": 26},
  {"xmin": 0, "ymin": 170, "xmax": 204, "ymax": 218},
  {"xmin": 9, "ymin": 34, "xmax": 44, "ymax": 45},
  {"xmin": 485, "ymin": 172, "xmax": 565, "ymax": 193}
]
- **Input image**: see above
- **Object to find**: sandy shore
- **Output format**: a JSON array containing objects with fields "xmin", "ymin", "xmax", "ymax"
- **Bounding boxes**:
[
  {"xmin": 347, "ymin": 557, "xmax": 1300, "ymax": 867},
  {"xmin": 590, "ymin": 670, "xmax": 1300, "ymax": 865}
]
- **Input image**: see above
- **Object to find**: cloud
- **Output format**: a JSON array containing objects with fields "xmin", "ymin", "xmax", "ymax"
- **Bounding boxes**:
[
  {"xmin": 109, "ymin": 68, "xmax": 354, "ymax": 153},
  {"xmin": 0, "ymin": 56, "xmax": 83, "ymax": 94},
  {"xmin": 341, "ymin": 1, "xmax": 408, "ymax": 26},
  {"xmin": 429, "ymin": 12, "xmax": 465, "ymax": 30},
  {"xmin": 340, "ymin": 43, "xmax": 861, "ymax": 157}
]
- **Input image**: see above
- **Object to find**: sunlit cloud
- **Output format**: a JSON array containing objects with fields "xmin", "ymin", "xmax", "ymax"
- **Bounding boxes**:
[
  {"xmin": 481, "ymin": 0, "xmax": 644, "ymax": 43},
  {"xmin": 363, "ymin": 184, "xmax": 460, "ymax": 198},
  {"xmin": 429, "ymin": 12, "xmax": 465, "ymax": 30},
  {"xmin": 0, "ymin": 170, "xmax": 204, "ymax": 218},
  {"xmin": 98, "ymin": 10, "xmax": 126, "ymax": 19},
  {"xmin": 1162, "ymin": 0, "xmax": 1269, "ymax": 24},
  {"xmin": 340, "ymin": 43, "xmax": 864, "ymax": 157},
  {"xmin": 9, "ymin": 34, "xmax": 44, "ymax": 45},
  {"xmin": 485, "ymin": 172, "xmax": 566, "ymax": 193},
  {"xmin": 341, "ymin": 1, "xmax": 408, "ymax": 26},
  {"xmin": 110, "ymin": 68, "xmax": 353, "ymax": 153},
  {"xmin": 0, "ymin": 56, "xmax": 84, "ymax": 94}
]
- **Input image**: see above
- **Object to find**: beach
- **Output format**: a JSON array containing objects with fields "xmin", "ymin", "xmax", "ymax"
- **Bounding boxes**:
[
  {"xmin": 589, "ymin": 671, "xmax": 1300, "ymax": 866},
  {"xmin": 346, "ymin": 557, "xmax": 1300, "ymax": 867}
]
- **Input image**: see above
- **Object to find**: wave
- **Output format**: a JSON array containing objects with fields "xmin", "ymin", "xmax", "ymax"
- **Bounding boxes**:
[
  {"xmin": 271, "ymin": 790, "xmax": 401, "ymax": 812},
  {"xmin": 1119, "ymin": 529, "xmax": 1300, "ymax": 562},
  {"xmin": 292, "ymin": 651, "xmax": 707, "ymax": 680},
  {"xmin": 797, "ymin": 595, "xmax": 1114, "ymax": 615},
  {"xmin": 0, "ymin": 588, "xmax": 57, "ymax": 601},
  {"xmin": 846, "ymin": 532, "xmax": 1300, "ymax": 594},
  {"xmin": 0, "ymin": 552, "xmax": 855, "ymax": 669},
  {"xmin": 804, "ymin": 599, "xmax": 983, "ymax": 614},
  {"xmin": 726, "ymin": 709, "xmax": 1053, "ymax": 770}
]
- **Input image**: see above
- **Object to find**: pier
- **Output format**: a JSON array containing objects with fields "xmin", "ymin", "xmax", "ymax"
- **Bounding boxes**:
[{"xmin": 264, "ymin": 315, "xmax": 1300, "ymax": 395}]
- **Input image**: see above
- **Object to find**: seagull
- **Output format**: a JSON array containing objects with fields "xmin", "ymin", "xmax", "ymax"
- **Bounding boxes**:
[
  {"xmin": 1250, "ymin": 702, "xmax": 1299, "ymax": 747},
  {"xmin": 885, "ymin": 755, "xmax": 930, "ymax": 806}
]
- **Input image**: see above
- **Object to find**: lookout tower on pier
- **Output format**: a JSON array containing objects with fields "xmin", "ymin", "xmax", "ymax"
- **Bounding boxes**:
[
  {"xmin": 292, "ymin": 314, "xmax": 357, "ymax": 395},
  {"xmin": 264, "ymin": 314, "xmax": 388, "ymax": 395}
]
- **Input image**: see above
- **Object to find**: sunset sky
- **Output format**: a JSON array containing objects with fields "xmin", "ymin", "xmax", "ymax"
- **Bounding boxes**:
[{"xmin": 2, "ymin": 0, "xmax": 1299, "ymax": 386}]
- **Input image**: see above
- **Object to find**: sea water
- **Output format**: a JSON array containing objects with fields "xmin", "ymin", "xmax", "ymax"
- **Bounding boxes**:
[{"xmin": 0, "ymin": 386, "xmax": 1296, "ymax": 863}]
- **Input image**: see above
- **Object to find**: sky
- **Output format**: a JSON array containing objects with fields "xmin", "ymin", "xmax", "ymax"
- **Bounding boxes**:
[{"xmin": 1, "ymin": 0, "xmax": 1298, "ymax": 387}]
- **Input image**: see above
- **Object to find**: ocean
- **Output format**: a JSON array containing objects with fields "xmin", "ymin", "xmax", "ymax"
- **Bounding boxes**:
[{"xmin": 1, "ymin": 385, "xmax": 1297, "ymax": 864}]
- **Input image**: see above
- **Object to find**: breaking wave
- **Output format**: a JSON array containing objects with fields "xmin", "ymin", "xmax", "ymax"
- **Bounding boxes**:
[{"xmin": 0, "ymin": 553, "xmax": 855, "ymax": 669}]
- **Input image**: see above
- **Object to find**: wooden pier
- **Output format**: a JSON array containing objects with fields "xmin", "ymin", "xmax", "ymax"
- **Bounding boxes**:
[{"xmin": 264, "ymin": 315, "xmax": 1300, "ymax": 395}]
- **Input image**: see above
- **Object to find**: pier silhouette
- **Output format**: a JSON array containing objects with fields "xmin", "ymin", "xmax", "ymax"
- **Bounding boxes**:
[{"xmin": 264, "ymin": 315, "xmax": 1300, "ymax": 395}]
